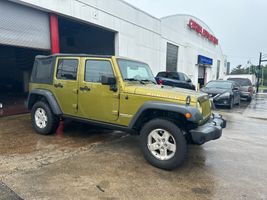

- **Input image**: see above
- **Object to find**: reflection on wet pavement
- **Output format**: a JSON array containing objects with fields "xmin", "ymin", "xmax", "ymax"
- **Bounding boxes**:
[
  {"xmin": 0, "ymin": 115, "xmax": 124, "ymax": 178},
  {"xmin": 0, "ymin": 115, "xmax": 117, "ymax": 155},
  {"xmin": 1, "ymin": 98, "xmax": 267, "ymax": 200}
]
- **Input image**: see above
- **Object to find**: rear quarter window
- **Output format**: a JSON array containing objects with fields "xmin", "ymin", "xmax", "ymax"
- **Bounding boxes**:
[
  {"xmin": 157, "ymin": 72, "xmax": 167, "ymax": 77},
  {"xmin": 31, "ymin": 57, "xmax": 55, "ymax": 84}
]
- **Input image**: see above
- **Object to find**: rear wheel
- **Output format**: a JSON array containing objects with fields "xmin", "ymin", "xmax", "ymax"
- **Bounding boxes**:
[
  {"xmin": 140, "ymin": 119, "xmax": 187, "ymax": 170},
  {"xmin": 31, "ymin": 101, "xmax": 59, "ymax": 135}
]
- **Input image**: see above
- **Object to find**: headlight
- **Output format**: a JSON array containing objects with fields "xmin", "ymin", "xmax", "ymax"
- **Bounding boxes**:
[
  {"xmin": 217, "ymin": 92, "xmax": 231, "ymax": 99},
  {"xmin": 197, "ymin": 102, "xmax": 203, "ymax": 114}
]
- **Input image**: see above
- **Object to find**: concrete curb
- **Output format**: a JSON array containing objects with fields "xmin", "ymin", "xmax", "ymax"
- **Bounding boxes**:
[{"xmin": 0, "ymin": 182, "xmax": 23, "ymax": 200}]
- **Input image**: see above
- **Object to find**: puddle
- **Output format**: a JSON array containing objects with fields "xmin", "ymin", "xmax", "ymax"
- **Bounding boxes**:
[{"xmin": 0, "ymin": 115, "xmax": 117, "ymax": 155}]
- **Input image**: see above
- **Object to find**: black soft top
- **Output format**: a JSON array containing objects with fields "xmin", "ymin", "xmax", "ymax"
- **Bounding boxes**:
[{"xmin": 35, "ymin": 54, "xmax": 112, "ymax": 60}]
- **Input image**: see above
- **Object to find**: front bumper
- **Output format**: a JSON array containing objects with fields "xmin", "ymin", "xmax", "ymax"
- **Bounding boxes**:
[
  {"xmin": 240, "ymin": 92, "xmax": 252, "ymax": 98},
  {"xmin": 189, "ymin": 113, "xmax": 226, "ymax": 145},
  {"xmin": 213, "ymin": 98, "xmax": 231, "ymax": 106}
]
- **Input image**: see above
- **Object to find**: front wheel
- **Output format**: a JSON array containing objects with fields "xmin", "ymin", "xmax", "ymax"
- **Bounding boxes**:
[
  {"xmin": 31, "ymin": 101, "xmax": 59, "ymax": 135},
  {"xmin": 228, "ymin": 97, "xmax": 234, "ymax": 109},
  {"xmin": 236, "ymin": 97, "xmax": 241, "ymax": 106},
  {"xmin": 140, "ymin": 119, "xmax": 187, "ymax": 170}
]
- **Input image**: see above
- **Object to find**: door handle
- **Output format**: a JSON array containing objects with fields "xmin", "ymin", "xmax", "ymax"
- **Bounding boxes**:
[
  {"xmin": 54, "ymin": 83, "xmax": 64, "ymax": 88},
  {"xmin": 80, "ymin": 86, "xmax": 90, "ymax": 92}
]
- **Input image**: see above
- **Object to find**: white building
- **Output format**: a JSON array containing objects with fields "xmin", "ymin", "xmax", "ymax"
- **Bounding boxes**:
[{"xmin": 0, "ymin": 0, "xmax": 226, "ymax": 114}]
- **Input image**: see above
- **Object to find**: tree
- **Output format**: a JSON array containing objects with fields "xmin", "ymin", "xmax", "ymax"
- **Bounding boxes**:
[
  {"xmin": 231, "ymin": 65, "xmax": 258, "ymax": 75},
  {"xmin": 230, "ymin": 65, "xmax": 246, "ymax": 74}
]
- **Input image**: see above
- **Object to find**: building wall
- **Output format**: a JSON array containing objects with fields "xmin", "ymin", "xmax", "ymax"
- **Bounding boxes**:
[
  {"xmin": 10, "ymin": 0, "xmax": 226, "ymax": 83},
  {"xmin": 161, "ymin": 15, "xmax": 225, "ymax": 86},
  {"xmin": 11, "ymin": 0, "xmax": 162, "ymax": 74}
]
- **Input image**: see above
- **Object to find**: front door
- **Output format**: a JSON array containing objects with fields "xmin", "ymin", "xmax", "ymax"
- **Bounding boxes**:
[
  {"xmin": 53, "ymin": 57, "xmax": 80, "ymax": 116},
  {"xmin": 78, "ymin": 58, "xmax": 119, "ymax": 122}
]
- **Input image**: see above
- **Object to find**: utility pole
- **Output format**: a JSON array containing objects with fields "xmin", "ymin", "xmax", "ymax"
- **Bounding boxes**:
[
  {"xmin": 256, "ymin": 53, "xmax": 262, "ymax": 93},
  {"xmin": 257, "ymin": 52, "xmax": 267, "ymax": 93}
]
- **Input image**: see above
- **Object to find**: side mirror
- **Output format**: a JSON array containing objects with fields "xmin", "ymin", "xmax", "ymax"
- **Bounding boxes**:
[
  {"xmin": 187, "ymin": 79, "xmax": 192, "ymax": 83},
  {"xmin": 101, "ymin": 75, "xmax": 116, "ymax": 85},
  {"xmin": 233, "ymin": 87, "xmax": 239, "ymax": 91}
]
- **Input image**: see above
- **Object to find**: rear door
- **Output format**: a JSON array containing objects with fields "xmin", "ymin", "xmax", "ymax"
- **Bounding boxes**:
[
  {"xmin": 53, "ymin": 57, "xmax": 80, "ymax": 116},
  {"xmin": 78, "ymin": 58, "xmax": 119, "ymax": 122}
]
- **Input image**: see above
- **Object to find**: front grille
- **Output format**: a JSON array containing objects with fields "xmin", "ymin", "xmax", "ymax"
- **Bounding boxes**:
[{"xmin": 200, "ymin": 99, "xmax": 211, "ymax": 119}]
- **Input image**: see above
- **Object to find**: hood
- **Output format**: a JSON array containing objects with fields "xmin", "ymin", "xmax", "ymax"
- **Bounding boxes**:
[
  {"xmin": 124, "ymin": 84, "xmax": 206, "ymax": 103},
  {"xmin": 201, "ymin": 87, "xmax": 230, "ymax": 96}
]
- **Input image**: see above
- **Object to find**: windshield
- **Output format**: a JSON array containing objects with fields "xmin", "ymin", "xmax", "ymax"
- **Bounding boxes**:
[
  {"xmin": 117, "ymin": 59, "xmax": 156, "ymax": 83},
  {"xmin": 228, "ymin": 78, "xmax": 252, "ymax": 86},
  {"xmin": 206, "ymin": 81, "xmax": 232, "ymax": 89}
]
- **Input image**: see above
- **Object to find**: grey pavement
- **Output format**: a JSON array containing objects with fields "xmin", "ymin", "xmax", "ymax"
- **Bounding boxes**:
[
  {"xmin": 0, "ymin": 100, "xmax": 267, "ymax": 200},
  {"xmin": 0, "ymin": 182, "xmax": 22, "ymax": 200},
  {"xmin": 243, "ymin": 94, "xmax": 267, "ymax": 120}
]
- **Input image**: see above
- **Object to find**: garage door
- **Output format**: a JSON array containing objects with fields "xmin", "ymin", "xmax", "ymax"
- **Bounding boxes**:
[{"xmin": 0, "ymin": 1, "xmax": 50, "ymax": 50}]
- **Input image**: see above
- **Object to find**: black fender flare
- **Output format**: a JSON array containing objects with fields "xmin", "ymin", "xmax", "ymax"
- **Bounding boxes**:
[
  {"xmin": 128, "ymin": 101, "xmax": 203, "ymax": 129},
  {"xmin": 27, "ymin": 89, "xmax": 62, "ymax": 115}
]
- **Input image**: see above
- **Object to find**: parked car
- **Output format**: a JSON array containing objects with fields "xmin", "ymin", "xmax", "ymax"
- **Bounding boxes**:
[
  {"xmin": 155, "ymin": 71, "xmax": 196, "ymax": 90},
  {"xmin": 201, "ymin": 80, "xmax": 241, "ymax": 109},
  {"xmin": 27, "ymin": 54, "xmax": 226, "ymax": 170},
  {"xmin": 227, "ymin": 78, "xmax": 253, "ymax": 101}
]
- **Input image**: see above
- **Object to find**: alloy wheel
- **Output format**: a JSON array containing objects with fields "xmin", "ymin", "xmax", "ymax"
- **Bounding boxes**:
[{"xmin": 147, "ymin": 129, "xmax": 177, "ymax": 160}]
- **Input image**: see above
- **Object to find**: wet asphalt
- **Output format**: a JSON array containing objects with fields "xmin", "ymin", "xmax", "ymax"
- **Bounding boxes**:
[{"xmin": 0, "ymin": 95, "xmax": 267, "ymax": 200}]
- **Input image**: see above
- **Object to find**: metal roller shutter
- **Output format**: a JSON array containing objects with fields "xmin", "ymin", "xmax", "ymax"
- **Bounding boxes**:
[{"xmin": 0, "ymin": 1, "xmax": 50, "ymax": 50}]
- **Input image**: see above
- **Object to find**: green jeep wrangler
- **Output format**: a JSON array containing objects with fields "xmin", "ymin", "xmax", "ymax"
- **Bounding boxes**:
[{"xmin": 28, "ymin": 54, "xmax": 226, "ymax": 170}]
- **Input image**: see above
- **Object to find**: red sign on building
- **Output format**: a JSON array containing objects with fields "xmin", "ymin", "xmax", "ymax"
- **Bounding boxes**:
[{"xmin": 188, "ymin": 19, "xmax": 218, "ymax": 45}]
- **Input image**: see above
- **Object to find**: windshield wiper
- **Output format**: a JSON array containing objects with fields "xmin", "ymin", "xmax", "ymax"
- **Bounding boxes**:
[
  {"xmin": 141, "ymin": 79, "xmax": 157, "ymax": 84},
  {"xmin": 124, "ymin": 78, "xmax": 145, "ymax": 84}
]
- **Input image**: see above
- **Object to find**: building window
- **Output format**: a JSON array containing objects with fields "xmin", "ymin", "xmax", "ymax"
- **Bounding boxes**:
[
  {"xmin": 217, "ymin": 60, "xmax": 221, "ymax": 80},
  {"xmin": 166, "ymin": 43, "xmax": 179, "ymax": 72}
]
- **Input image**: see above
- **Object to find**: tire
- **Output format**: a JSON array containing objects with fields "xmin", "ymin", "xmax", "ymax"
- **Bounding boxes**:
[
  {"xmin": 228, "ymin": 97, "xmax": 234, "ymax": 109},
  {"xmin": 31, "ymin": 101, "xmax": 59, "ymax": 135},
  {"xmin": 140, "ymin": 119, "xmax": 187, "ymax": 170},
  {"xmin": 236, "ymin": 97, "xmax": 241, "ymax": 106}
]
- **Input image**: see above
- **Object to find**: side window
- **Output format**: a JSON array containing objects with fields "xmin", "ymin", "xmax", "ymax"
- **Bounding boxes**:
[
  {"xmin": 56, "ymin": 59, "xmax": 78, "ymax": 80},
  {"xmin": 85, "ymin": 60, "xmax": 114, "ymax": 83},
  {"xmin": 178, "ymin": 73, "xmax": 186, "ymax": 81},
  {"xmin": 157, "ymin": 72, "xmax": 166, "ymax": 78},
  {"xmin": 168, "ymin": 72, "xmax": 179, "ymax": 80}
]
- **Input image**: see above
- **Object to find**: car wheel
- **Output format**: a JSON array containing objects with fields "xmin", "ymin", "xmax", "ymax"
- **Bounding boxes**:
[
  {"xmin": 236, "ymin": 97, "xmax": 241, "ymax": 106},
  {"xmin": 31, "ymin": 101, "xmax": 59, "ymax": 135},
  {"xmin": 228, "ymin": 97, "xmax": 234, "ymax": 109},
  {"xmin": 140, "ymin": 119, "xmax": 187, "ymax": 170}
]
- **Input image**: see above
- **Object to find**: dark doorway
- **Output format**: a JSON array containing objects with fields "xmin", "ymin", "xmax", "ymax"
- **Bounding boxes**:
[
  {"xmin": 198, "ymin": 65, "xmax": 206, "ymax": 88},
  {"xmin": 58, "ymin": 17, "xmax": 115, "ymax": 55},
  {"xmin": 0, "ymin": 45, "xmax": 49, "ymax": 116}
]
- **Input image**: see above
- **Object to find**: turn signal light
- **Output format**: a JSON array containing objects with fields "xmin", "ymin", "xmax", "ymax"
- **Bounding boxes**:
[{"xmin": 185, "ymin": 112, "xmax": 192, "ymax": 119}]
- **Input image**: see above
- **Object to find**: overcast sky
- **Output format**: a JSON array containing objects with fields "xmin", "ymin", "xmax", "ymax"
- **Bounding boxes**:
[{"xmin": 123, "ymin": 0, "xmax": 267, "ymax": 69}]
